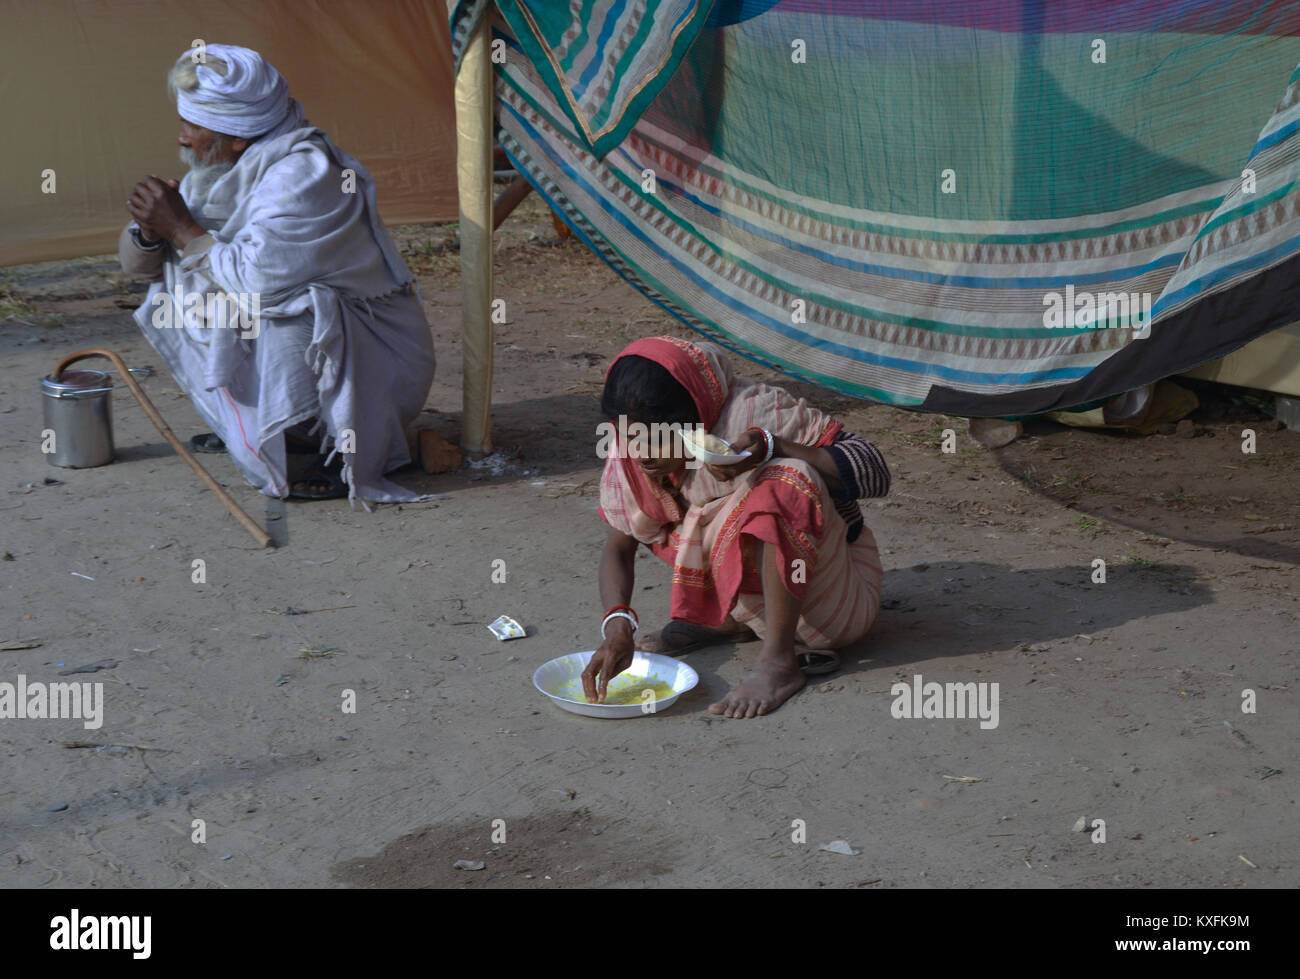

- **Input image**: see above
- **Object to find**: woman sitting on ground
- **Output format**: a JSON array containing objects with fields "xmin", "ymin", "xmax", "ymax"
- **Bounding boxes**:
[{"xmin": 585, "ymin": 336, "xmax": 890, "ymax": 718}]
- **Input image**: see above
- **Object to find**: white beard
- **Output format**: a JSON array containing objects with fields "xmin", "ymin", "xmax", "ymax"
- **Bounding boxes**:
[{"xmin": 178, "ymin": 146, "xmax": 234, "ymax": 214}]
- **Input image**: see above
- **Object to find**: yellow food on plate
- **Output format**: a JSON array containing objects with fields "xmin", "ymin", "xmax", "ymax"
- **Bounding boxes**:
[
  {"xmin": 597, "ymin": 677, "xmax": 678, "ymax": 705},
  {"xmin": 556, "ymin": 673, "xmax": 677, "ymax": 705}
]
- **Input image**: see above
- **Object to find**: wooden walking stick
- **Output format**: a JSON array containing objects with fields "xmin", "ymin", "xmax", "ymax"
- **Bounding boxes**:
[{"xmin": 52, "ymin": 348, "xmax": 274, "ymax": 548}]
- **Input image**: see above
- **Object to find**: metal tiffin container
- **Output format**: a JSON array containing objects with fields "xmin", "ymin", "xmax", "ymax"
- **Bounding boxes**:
[{"xmin": 40, "ymin": 369, "xmax": 116, "ymax": 468}]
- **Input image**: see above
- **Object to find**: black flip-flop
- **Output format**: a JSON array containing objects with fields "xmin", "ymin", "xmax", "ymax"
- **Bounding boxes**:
[
  {"xmin": 287, "ymin": 457, "xmax": 348, "ymax": 501},
  {"xmin": 796, "ymin": 648, "xmax": 841, "ymax": 676},
  {"xmin": 189, "ymin": 432, "xmax": 226, "ymax": 454}
]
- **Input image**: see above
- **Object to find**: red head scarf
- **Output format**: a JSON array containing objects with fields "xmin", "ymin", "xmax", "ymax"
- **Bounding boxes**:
[{"xmin": 605, "ymin": 335, "xmax": 730, "ymax": 430}]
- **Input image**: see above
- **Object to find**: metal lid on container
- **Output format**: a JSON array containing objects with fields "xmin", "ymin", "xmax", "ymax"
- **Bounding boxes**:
[{"xmin": 41, "ymin": 369, "xmax": 113, "ymax": 399}]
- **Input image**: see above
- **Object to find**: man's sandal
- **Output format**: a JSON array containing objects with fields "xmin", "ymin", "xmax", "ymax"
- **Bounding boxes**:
[
  {"xmin": 287, "ymin": 459, "xmax": 348, "ymax": 501},
  {"xmin": 189, "ymin": 432, "xmax": 226, "ymax": 454}
]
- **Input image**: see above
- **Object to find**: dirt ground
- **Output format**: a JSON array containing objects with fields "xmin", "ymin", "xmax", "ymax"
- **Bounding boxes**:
[{"xmin": 1, "ymin": 193, "xmax": 1296, "ymax": 889}]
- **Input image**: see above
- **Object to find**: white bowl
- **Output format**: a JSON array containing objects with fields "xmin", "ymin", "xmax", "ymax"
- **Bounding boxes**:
[
  {"xmin": 680, "ymin": 429, "xmax": 751, "ymax": 466},
  {"xmin": 533, "ymin": 650, "xmax": 699, "ymax": 718}
]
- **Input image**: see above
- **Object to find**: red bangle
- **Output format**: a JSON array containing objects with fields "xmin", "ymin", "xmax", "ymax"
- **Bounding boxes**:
[{"xmin": 605, "ymin": 604, "xmax": 637, "ymax": 621}]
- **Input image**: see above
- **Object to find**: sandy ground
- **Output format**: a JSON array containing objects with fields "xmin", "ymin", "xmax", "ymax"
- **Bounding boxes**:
[{"xmin": 1, "ymin": 195, "xmax": 1297, "ymax": 889}]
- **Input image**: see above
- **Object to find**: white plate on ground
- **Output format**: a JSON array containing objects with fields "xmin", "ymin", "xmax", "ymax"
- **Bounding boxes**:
[
  {"xmin": 533, "ymin": 651, "xmax": 699, "ymax": 718},
  {"xmin": 680, "ymin": 428, "xmax": 751, "ymax": 466}
]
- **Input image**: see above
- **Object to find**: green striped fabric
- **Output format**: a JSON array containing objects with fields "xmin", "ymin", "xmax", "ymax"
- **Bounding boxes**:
[
  {"xmin": 454, "ymin": 2, "xmax": 1300, "ymax": 415},
  {"xmin": 453, "ymin": 0, "xmax": 712, "ymax": 159}
]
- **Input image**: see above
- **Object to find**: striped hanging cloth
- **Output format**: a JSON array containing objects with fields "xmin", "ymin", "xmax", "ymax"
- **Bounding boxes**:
[{"xmin": 452, "ymin": 1, "xmax": 1300, "ymax": 416}]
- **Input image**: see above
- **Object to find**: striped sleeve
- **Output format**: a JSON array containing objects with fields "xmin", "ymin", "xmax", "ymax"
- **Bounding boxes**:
[
  {"xmin": 826, "ymin": 431, "xmax": 891, "ymax": 501},
  {"xmin": 821, "ymin": 431, "xmax": 889, "ymax": 544}
]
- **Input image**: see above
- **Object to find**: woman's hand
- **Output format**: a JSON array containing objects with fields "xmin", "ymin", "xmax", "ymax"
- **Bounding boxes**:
[
  {"xmin": 589, "ymin": 528, "xmax": 640, "ymax": 701},
  {"xmin": 582, "ymin": 622, "xmax": 636, "ymax": 703},
  {"xmin": 704, "ymin": 428, "xmax": 766, "ymax": 482}
]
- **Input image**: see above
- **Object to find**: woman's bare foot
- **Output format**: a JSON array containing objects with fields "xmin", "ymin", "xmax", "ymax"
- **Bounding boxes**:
[
  {"xmin": 708, "ymin": 657, "xmax": 806, "ymax": 718},
  {"xmin": 636, "ymin": 617, "xmax": 756, "ymax": 654}
]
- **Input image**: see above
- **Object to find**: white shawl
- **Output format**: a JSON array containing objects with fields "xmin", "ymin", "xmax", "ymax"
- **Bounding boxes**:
[{"xmin": 134, "ymin": 100, "xmax": 435, "ymax": 504}]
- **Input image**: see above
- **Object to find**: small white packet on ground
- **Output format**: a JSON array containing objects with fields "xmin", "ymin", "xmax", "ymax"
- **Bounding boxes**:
[{"xmin": 488, "ymin": 615, "xmax": 526, "ymax": 640}]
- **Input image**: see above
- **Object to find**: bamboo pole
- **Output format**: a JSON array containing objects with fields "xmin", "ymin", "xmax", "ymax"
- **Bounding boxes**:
[{"xmin": 456, "ymin": 14, "xmax": 495, "ymax": 457}]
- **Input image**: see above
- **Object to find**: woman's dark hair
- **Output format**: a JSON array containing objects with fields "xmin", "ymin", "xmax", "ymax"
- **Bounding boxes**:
[{"xmin": 601, "ymin": 354, "xmax": 699, "ymax": 426}]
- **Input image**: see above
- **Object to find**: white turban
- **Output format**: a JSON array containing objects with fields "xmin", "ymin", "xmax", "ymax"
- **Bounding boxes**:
[{"xmin": 175, "ymin": 44, "xmax": 291, "ymax": 138}]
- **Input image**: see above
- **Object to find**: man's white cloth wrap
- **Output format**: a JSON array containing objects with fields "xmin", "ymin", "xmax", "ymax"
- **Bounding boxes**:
[
  {"xmin": 133, "ymin": 63, "xmax": 436, "ymax": 505},
  {"xmin": 175, "ymin": 43, "xmax": 290, "ymax": 138}
]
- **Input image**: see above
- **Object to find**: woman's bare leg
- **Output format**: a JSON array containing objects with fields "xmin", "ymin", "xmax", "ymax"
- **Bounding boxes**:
[{"xmin": 708, "ymin": 540, "xmax": 806, "ymax": 718}]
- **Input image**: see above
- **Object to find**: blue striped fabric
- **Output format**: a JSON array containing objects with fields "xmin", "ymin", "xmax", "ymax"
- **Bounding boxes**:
[{"xmin": 456, "ymin": 1, "xmax": 1300, "ymax": 415}]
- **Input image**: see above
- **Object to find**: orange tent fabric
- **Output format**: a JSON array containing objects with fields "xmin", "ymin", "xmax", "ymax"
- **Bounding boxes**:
[{"xmin": 1, "ymin": 0, "xmax": 457, "ymax": 267}]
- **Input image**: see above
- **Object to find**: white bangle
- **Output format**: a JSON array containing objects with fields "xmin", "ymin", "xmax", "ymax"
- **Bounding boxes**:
[
  {"xmin": 760, "ymin": 428, "xmax": 775, "ymax": 464},
  {"xmin": 601, "ymin": 610, "xmax": 638, "ymax": 639}
]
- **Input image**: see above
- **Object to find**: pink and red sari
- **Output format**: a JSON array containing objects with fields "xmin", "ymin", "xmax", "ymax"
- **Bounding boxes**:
[{"xmin": 598, "ymin": 337, "xmax": 882, "ymax": 649}]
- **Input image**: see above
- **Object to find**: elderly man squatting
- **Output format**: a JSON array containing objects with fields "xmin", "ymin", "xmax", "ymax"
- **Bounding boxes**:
[{"xmin": 121, "ymin": 43, "xmax": 435, "ymax": 503}]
